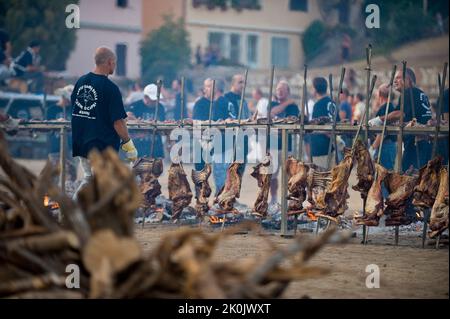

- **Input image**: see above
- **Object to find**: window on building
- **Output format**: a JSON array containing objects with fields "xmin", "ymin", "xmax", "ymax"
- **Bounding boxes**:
[
  {"xmin": 289, "ymin": 0, "xmax": 308, "ymax": 12},
  {"xmin": 230, "ymin": 34, "xmax": 241, "ymax": 64},
  {"xmin": 117, "ymin": 0, "xmax": 128, "ymax": 8},
  {"xmin": 208, "ymin": 32, "xmax": 226, "ymax": 61},
  {"xmin": 247, "ymin": 34, "xmax": 258, "ymax": 67},
  {"xmin": 271, "ymin": 37, "xmax": 289, "ymax": 68},
  {"xmin": 116, "ymin": 43, "xmax": 127, "ymax": 76}
]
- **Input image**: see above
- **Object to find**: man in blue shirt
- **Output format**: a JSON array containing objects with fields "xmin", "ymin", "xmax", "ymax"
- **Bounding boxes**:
[{"xmin": 309, "ymin": 77, "xmax": 338, "ymax": 169}]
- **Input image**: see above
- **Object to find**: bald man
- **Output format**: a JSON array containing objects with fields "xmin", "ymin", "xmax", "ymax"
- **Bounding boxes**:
[
  {"xmin": 369, "ymin": 84, "xmax": 398, "ymax": 170},
  {"xmin": 71, "ymin": 46, "xmax": 137, "ymax": 197}
]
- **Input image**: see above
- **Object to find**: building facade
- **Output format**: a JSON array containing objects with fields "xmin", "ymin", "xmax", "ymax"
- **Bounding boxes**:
[
  {"xmin": 181, "ymin": 0, "xmax": 322, "ymax": 70},
  {"xmin": 66, "ymin": 0, "xmax": 142, "ymax": 79}
]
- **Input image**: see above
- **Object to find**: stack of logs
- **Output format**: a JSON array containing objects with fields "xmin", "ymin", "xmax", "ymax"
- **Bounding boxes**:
[{"xmin": 0, "ymin": 131, "xmax": 349, "ymax": 298}]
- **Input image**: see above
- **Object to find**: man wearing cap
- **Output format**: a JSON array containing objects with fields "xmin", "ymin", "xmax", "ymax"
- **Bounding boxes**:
[
  {"xmin": 71, "ymin": 46, "xmax": 137, "ymax": 197},
  {"xmin": 128, "ymin": 83, "xmax": 166, "ymax": 158}
]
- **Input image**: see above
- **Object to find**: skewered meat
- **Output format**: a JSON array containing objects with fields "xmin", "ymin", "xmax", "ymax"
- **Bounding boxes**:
[
  {"xmin": 168, "ymin": 162, "xmax": 193, "ymax": 220},
  {"xmin": 429, "ymin": 167, "xmax": 448, "ymax": 238},
  {"xmin": 133, "ymin": 158, "xmax": 163, "ymax": 208},
  {"xmin": 316, "ymin": 152, "xmax": 354, "ymax": 217},
  {"xmin": 413, "ymin": 157, "xmax": 443, "ymax": 208},
  {"xmin": 286, "ymin": 157, "xmax": 309, "ymax": 213},
  {"xmin": 354, "ymin": 164, "xmax": 388, "ymax": 226},
  {"xmin": 215, "ymin": 162, "xmax": 243, "ymax": 212},
  {"xmin": 384, "ymin": 171, "xmax": 418, "ymax": 226},
  {"xmin": 191, "ymin": 164, "xmax": 212, "ymax": 217},
  {"xmin": 352, "ymin": 140, "xmax": 375, "ymax": 199},
  {"xmin": 251, "ymin": 155, "xmax": 273, "ymax": 217}
]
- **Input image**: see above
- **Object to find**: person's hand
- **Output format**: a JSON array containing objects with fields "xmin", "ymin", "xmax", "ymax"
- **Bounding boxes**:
[
  {"xmin": 121, "ymin": 139, "xmax": 138, "ymax": 162},
  {"xmin": 368, "ymin": 116, "xmax": 383, "ymax": 126}
]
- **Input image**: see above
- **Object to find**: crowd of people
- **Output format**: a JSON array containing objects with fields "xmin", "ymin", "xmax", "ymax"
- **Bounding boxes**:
[
  {"xmin": 1, "ymin": 42, "xmax": 448, "ymax": 207},
  {"xmin": 116, "ymin": 66, "xmax": 449, "ymax": 206},
  {"xmin": 0, "ymin": 29, "xmax": 44, "ymax": 93}
]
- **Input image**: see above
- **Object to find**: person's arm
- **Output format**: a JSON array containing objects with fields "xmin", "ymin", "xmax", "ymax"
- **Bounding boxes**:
[
  {"xmin": 270, "ymin": 99, "xmax": 295, "ymax": 117},
  {"xmin": 113, "ymin": 118, "xmax": 131, "ymax": 142},
  {"xmin": 443, "ymin": 112, "xmax": 449, "ymax": 122},
  {"xmin": 339, "ymin": 110, "xmax": 347, "ymax": 122}
]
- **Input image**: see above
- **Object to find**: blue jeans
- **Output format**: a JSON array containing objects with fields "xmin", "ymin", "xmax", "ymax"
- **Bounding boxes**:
[
  {"xmin": 375, "ymin": 140, "xmax": 396, "ymax": 170},
  {"xmin": 402, "ymin": 140, "xmax": 432, "ymax": 171}
]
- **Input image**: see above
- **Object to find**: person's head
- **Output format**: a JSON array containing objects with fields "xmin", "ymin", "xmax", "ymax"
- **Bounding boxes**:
[
  {"xmin": 231, "ymin": 74, "xmax": 245, "ymax": 94},
  {"xmin": 276, "ymin": 81, "xmax": 290, "ymax": 102},
  {"xmin": 55, "ymin": 85, "xmax": 74, "ymax": 106},
  {"xmin": 312, "ymin": 77, "xmax": 328, "ymax": 98},
  {"xmin": 339, "ymin": 88, "xmax": 349, "ymax": 103},
  {"xmin": 394, "ymin": 67, "xmax": 416, "ymax": 92},
  {"xmin": 252, "ymin": 87, "xmax": 263, "ymax": 101},
  {"xmin": 143, "ymin": 83, "xmax": 163, "ymax": 105},
  {"xmin": 203, "ymin": 78, "xmax": 213, "ymax": 99},
  {"xmin": 355, "ymin": 93, "xmax": 364, "ymax": 103},
  {"xmin": 94, "ymin": 46, "xmax": 116, "ymax": 75},
  {"xmin": 29, "ymin": 40, "xmax": 41, "ymax": 53},
  {"xmin": 172, "ymin": 79, "xmax": 181, "ymax": 92},
  {"xmin": 376, "ymin": 83, "xmax": 390, "ymax": 105},
  {"xmin": 215, "ymin": 79, "xmax": 225, "ymax": 98}
]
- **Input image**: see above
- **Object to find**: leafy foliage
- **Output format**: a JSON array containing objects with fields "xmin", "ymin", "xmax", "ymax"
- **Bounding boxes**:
[
  {"xmin": 0, "ymin": 0, "xmax": 78, "ymax": 71},
  {"xmin": 302, "ymin": 20, "xmax": 327, "ymax": 61},
  {"xmin": 140, "ymin": 16, "xmax": 191, "ymax": 84}
]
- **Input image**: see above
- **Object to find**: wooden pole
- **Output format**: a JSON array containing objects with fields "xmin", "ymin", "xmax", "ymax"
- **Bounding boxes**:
[
  {"xmin": 327, "ymin": 67, "xmax": 345, "ymax": 169},
  {"xmin": 266, "ymin": 66, "xmax": 275, "ymax": 153},
  {"xmin": 233, "ymin": 69, "xmax": 248, "ymax": 162},
  {"xmin": 298, "ymin": 65, "xmax": 307, "ymax": 162},
  {"xmin": 150, "ymin": 80, "xmax": 163, "ymax": 158},
  {"xmin": 432, "ymin": 63, "xmax": 448, "ymax": 157}
]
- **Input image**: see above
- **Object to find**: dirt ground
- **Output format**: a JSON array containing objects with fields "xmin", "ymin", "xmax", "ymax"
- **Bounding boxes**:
[{"xmin": 15, "ymin": 159, "xmax": 450, "ymax": 299}]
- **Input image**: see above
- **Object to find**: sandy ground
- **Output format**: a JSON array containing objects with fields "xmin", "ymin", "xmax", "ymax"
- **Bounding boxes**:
[{"xmin": 13, "ymin": 159, "xmax": 449, "ymax": 299}]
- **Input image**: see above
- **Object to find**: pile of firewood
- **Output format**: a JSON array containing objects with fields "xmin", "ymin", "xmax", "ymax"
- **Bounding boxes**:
[{"xmin": 0, "ymin": 131, "xmax": 349, "ymax": 299}]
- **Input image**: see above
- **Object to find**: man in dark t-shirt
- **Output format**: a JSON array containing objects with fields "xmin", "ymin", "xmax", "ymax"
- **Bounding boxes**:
[
  {"xmin": 369, "ymin": 68, "xmax": 432, "ymax": 171},
  {"xmin": 309, "ymin": 77, "xmax": 338, "ymax": 169},
  {"xmin": 71, "ymin": 47, "xmax": 137, "ymax": 198},
  {"xmin": 128, "ymin": 83, "xmax": 166, "ymax": 158},
  {"xmin": 224, "ymin": 74, "xmax": 250, "ymax": 120},
  {"xmin": 268, "ymin": 80, "xmax": 299, "ymax": 204}
]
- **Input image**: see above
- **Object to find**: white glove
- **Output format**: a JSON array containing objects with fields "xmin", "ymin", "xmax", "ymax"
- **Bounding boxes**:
[
  {"xmin": 368, "ymin": 116, "xmax": 383, "ymax": 127},
  {"xmin": 369, "ymin": 146, "xmax": 376, "ymax": 159},
  {"xmin": 121, "ymin": 139, "xmax": 138, "ymax": 162}
]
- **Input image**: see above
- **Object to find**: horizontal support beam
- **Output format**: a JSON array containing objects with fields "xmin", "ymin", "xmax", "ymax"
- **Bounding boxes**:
[{"xmin": 16, "ymin": 121, "xmax": 449, "ymax": 136}]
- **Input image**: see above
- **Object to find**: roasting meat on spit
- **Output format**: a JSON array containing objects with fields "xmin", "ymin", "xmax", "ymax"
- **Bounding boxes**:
[
  {"xmin": 251, "ymin": 155, "xmax": 272, "ymax": 217},
  {"xmin": 215, "ymin": 162, "xmax": 243, "ymax": 212},
  {"xmin": 354, "ymin": 164, "xmax": 388, "ymax": 226},
  {"xmin": 133, "ymin": 158, "xmax": 163, "ymax": 208},
  {"xmin": 429, "ymin": 167, "xmax": 449, "ymax": 238},
  {"xmin": 413, "ymin": 157, "xmax": 443, "ymax": 208},
  {"xmin": 191, "ymin": 164, "xmax": 212, "ymax": 217},
  {"xmin": 315, "ymin": 151, "xmax": 354, "ymax": 219},
  {"xmin": 352, "ymin": 140, "xmax": 375, "ymax": 199},
  {"xmin": 168, "ymin": 161, "xmax": 193, "ymax": 220},
  {"xmin": 384, "ymin": 171, "xmax": 418, "ymax": 226},
  {"xmin": 286, "ymin": 156, "xmax": 309, "ymax": 213}
]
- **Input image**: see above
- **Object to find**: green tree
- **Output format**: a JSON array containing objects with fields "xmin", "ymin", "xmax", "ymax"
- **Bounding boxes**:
[
  {"xmin": 0, "ymin": 0, "xmax": 78, "ymax": 71},
  {"xmin": 140, "ymin": 16, "xmax": 191, "ymax": 84}
]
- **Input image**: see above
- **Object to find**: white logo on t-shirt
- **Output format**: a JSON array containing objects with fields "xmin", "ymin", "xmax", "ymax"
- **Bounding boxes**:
[{"xmin": 73, "ymin": 85, "xmax": 98, "ymax": 119}]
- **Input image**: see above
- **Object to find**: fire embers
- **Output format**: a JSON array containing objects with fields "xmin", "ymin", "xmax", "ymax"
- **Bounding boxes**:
[
  {"xmin": 354, "ymin": 164, "xmax": 388, "ymax": 226},
  {"xmin": 215, "ymin": 162, "xmax": 243, "ymax": 212},
  {"xmin": 191, "ymin": 164, "xmax": 212, "ymax": 217},
  {"xmin": 383, "ymin": 171, "xmax": 418, "ymax": 226},
  {"xmin": 251, "ymin": 155, "xmax": 273, "ymax": 217},
  {"xmin": 413, "ymin": 157, "xmax": 443, "ymax": 208},
  {"xmin": 352, "ymin": 140, "xmax": 375, "ymax": 199},
  {"xmin": 286, "ymin": 156, "xmax": 309, "ymax": 214},
  {"xmin": 429, "ymin": 167, "xmax": 449, "ymax": 238},
  {"xmin": 168, "ymin": 162, "xmax": 193, "ymax": 221},
  {"xmin": 133, "ymin": 158, "xmax": 163, "ymax": 208},
  {"xmin": 316, "ymin": 151, "xmax": 354, "ymax": 219}
]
